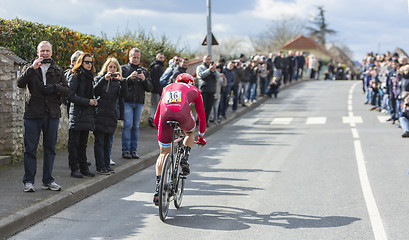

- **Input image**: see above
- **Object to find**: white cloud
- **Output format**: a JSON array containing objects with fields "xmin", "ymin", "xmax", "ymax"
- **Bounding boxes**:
[
  {"xmin": 213, "ymin": 23, "xmax": 229, "ymax": 32},
  {"xmin": 1, "ymin": 0, "xmax": 408, "ymax": 60}
]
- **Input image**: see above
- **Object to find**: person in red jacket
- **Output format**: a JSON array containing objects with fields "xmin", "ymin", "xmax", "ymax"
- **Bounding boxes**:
[{"xmin": 153, "ymin": 73, "xmax": 207, "ymax": 205}]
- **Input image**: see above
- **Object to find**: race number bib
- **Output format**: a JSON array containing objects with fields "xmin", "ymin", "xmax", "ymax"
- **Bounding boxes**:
[{"xmin": 165, "ymin": 90, "xmax": 182, "ymax": 104}]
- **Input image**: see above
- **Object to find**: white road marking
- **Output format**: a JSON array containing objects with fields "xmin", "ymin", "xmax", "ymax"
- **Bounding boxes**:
[
  {"xmin": 342, "ymin": 116, "xmax": 363, "ymax": 124},
  {"xmin": 233, "ymin": 118, "xmax": 259, "ymax": 126},
  {"xmin": 305, "ymin": 117, "xmax": 326, "ymax": 124},
  {"xmin": 349, "ymin": 82, "xmax": 387, "ymax": 240},
  {"xmin": 377, "ymin": 116, "xmax": 390, "ymax": 123},
  {"xmin": 351, "ymin": 128, "xmax": 360, "ymax": 139},
  {"xmin": 270, "ymin": 118, "xmax": 293, "ymax": 125}
]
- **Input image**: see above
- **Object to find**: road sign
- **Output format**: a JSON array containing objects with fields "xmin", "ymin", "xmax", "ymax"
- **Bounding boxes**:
[{"xmin": 202, "ymin": 33, "xmax": 219, "ymax": 46}]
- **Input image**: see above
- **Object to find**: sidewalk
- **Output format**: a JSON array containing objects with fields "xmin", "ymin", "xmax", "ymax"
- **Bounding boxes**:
[{"xmin": 0, "ymin": 80, "xmax": 302, "ymax": 239}]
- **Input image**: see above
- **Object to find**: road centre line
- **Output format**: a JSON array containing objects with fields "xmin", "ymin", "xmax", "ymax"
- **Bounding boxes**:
[{"xmin": 348, "ymin": 82, "xmax": 387, "ymax": 240}]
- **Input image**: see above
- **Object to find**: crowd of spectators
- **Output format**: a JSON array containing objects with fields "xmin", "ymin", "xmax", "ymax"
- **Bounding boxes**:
[
  {"xmin": 359, "ymin": 51, "xmax": 409, "ymax": 138},
  {"xmin": 20, "ymin": 39, "xmax": 360, "ymax": 191}
]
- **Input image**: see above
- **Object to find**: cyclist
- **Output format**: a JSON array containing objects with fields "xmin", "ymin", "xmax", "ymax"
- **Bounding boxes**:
[{"xmin": 153, "ymin": 73, "xmax": 207, "ymax": 205}]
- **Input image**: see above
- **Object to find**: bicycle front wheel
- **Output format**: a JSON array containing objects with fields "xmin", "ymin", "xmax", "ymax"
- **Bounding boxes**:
[{"xmin": 159, "ymin": 153, "xmax": 172, "ymax": 221}]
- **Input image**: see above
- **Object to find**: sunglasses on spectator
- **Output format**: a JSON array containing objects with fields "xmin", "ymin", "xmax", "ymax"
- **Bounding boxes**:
[
  {"xmin": 83, "ymin": 61, "xmax": 93, "ymax": 65},
  {"xmin": 175, "ymin": 59, "xmax": 181, "ymax": 62}
]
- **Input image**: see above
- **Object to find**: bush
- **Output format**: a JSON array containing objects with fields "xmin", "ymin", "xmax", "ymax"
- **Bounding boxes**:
[{"xmin": 0, "ymin": 18, "xmax": 189, "ymax": 71}]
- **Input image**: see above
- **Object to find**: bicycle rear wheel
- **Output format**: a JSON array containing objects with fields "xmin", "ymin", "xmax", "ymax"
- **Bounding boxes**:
[
  {"xmin": 159, "ymin": 153, "xmax": 172, "ymax": 221},
  {"xmin": 173, "ymin": 167, "xmax": 185, "ymax": 209}
]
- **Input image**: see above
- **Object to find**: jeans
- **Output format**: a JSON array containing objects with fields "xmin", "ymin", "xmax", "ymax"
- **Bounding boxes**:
[
  {"xmin": 365, "ymin": 87, "xmax": 372, "ymax": 104},
  {"xmin": 212, "ymin": 97, "xmax": 220, "ymax": 121},
  {"xmin": 371, "ymin": 92, "xmax": 381, "ymax": 107},
  {"xmin": 23, "ymin": 115, "xmax": 59, "ymax": 184},
  {"xmin": 238, "ymin": 81, "xmax": 248, "ymax": 104},
  {"xmin": 381, "ymin": 93, "xmax": 389, "ymax": 111},
  {"xmin": 399, "ymin": 116, "xmax": 409, "ymax": 133},
  {"xmin": 389, "ymin": 96, "xmax": 397, "ymax": 120},
  {"xmin": 122, "ymin": 102, "xmax": 144, "ymax": 153},
  {"xmin": 94, "ymin": 131, "xmax": 112, "ymax": 170},
  {"xmin": 219, "ymin": 85, "xmax": 231, "ymax": 117},
  {"xmin": 396, "ymin": 99, "xmax": 403, "ymax": 119},
  {"xmin": 246, "ymin": 82, "xmax": 257, "ymax": 101},
  {"xmin": 259, "ymin": 77, "xmax": 268, "ymax": 95},
  {"xmin": 150, "ymin": 93, "xmax": 161, "ymax": 119}
]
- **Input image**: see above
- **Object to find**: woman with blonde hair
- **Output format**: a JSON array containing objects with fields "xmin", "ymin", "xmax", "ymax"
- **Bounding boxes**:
[{"xmin": 93, "ymin": 57, "xmax": 128, "ymax": 174}]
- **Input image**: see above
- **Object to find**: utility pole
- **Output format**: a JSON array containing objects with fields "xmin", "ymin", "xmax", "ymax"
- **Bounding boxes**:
[{"xmin": 206, "ymin": 0, "xmax": 212, "ymax": 57}]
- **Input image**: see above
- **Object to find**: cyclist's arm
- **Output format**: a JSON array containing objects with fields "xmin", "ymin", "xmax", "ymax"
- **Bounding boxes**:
[{"xmin": 193, "ymin": 90, "xmax": 206, "ymax": 136}]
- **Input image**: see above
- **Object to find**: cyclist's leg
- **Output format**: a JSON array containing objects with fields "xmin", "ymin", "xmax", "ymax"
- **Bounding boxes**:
[
  {"xmin": 178, "ymin": 131, "xmax": 193, "ymax": 175},
  {"xmin": 154, "ymin": 145, "xmax": 170, "ymax": 205},
  {"xmin": 156, "ymin": 145, "xmax": 171, "ymax": 176},
  {"xmin": 183, "ymin": 131, "xmax": 195, "ymax": 148},
  {"xmin": 179, "ymin": 113, "xmax": 196, "ymax": 175},
  {"xmin": 154, "ymin": 117, "xmax": 172, "ymax": 205}
]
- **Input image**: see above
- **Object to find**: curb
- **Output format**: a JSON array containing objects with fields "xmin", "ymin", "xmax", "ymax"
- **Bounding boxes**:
[{"xmin": 0, "ymin": 79, "xmax": 304, "ymax": 239}]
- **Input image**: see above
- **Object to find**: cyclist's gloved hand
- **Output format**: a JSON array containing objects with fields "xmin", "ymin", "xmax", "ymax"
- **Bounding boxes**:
[{"xmin": 197, "ymin": 136, "xmax": 206, "ymax": 146}]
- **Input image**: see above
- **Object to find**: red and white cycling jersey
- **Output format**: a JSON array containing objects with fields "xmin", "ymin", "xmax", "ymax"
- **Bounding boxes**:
[{"xmin": 154, "ymin": 82, "xmax": 206, "ymax": 146}]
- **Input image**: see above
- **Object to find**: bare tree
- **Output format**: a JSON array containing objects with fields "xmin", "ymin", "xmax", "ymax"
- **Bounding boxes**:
[
  {"xmin": 195, "ymin": 36, "xmax": 254, "ymax": 61},
  {"xmin": 251, "ymin": 15, "xmax": 306, "ymax": 54},
  {"xmin": 307, "ymin": 6, "xmax": 336, "ymax": 47}
]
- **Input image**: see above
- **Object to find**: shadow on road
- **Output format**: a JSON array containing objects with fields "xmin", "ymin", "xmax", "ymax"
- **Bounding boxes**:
[{"xmin": 165, "ymin": 206, "xmax": 360, "ymax": 230}]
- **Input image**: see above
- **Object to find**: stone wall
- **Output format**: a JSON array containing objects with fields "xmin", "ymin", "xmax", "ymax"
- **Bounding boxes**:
[{"xmin": 0, "ymin": 50, "xmax": 25, "ymax": 160}]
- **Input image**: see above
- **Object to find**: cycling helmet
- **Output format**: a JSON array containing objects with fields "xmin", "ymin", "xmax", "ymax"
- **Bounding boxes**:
[{"xmin": 175, "ymin": 73, "xmax": 194, "ymax": 85}]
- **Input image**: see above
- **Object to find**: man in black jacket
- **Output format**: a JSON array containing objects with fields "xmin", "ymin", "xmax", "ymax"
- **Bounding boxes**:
[
  {"xmin": 148, "ymin": 53, "xmax": 165, "ymax": 128},
  {"xmin": 17, "ymin": 41, "xmax": 70, "ymax": 192},
  {"xmin": 121, "ymin": 48, "xmax": 153, "ymax": 159}
]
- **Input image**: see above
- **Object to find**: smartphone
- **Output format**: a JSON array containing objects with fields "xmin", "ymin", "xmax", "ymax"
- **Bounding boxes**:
[{"xmin": 41, "ymin": 58, "xmax": 52, "ymax": 64}]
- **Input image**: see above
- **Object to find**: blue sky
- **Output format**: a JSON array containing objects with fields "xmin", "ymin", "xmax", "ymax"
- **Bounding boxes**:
[{"xmin": 1, "ymin": 0, "xmax": 409, "ymax": 61}]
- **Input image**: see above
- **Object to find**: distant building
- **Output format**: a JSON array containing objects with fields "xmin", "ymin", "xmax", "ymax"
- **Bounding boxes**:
[
  {"xmin": 281, "ymin": 35, "xmax": 333, "ymax": 60},
  {"xmin": 393, "ymin": 48, "xmax": 409, "ymax": 59},
  {"xmin": 281, "ymin": 35, "xmax": 358, "ymax": 75}
]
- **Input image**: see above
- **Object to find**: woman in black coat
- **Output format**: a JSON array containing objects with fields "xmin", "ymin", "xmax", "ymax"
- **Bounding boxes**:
[
  {"xmin": 67, "ymin": 53, "xmax": 98, "ymax": 178},
  {"xmin": 93, "ymin": 57, "xmax": 128, "ymax": 174}
]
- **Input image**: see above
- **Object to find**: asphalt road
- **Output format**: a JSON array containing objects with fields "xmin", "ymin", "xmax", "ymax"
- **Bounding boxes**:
[{"xmin": 10, "ymin": 80, "xmax": 409, "ymax": 240}]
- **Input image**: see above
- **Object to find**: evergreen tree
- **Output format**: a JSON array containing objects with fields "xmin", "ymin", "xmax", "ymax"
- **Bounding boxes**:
[{"xmin": 307, "ymin": 6, "xmax": 336, "ymax": 47}]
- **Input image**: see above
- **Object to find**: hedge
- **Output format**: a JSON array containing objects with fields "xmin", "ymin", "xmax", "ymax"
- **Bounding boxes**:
[{"xmin": 0, "ymin": 18, "xmax": 188, "ymax": 70}]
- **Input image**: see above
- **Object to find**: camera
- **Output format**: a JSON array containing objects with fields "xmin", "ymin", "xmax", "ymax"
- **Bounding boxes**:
[
  {"xmin": 111, "ymin": 73, "xmax": 117, "ymax": 78},
  {"xmin": 137, "ymin": 69, "xmax": 142, "ymax": 74},
  {"xmin": 41, "ymin": 58, "xmax": 52, "ymax": 64},
  {"xmin": 210, "ymin": 61, "xmax": 214, "ymax": 65}
]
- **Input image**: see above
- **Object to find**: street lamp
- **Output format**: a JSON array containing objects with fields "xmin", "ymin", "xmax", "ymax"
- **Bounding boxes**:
[{"xmin": 207, "ymin": 0, "xmax": 212, "ymax": 57}]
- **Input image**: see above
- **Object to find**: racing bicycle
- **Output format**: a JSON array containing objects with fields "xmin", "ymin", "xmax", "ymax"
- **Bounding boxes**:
[{"xmin": 158, "ymin": 121, "xmax": 187, "ymax": 221}]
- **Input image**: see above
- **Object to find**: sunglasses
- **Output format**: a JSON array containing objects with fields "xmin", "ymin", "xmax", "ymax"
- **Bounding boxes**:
[{"xmin": 83, "ymin": 61, "xmax": 93, "ymax": 65}]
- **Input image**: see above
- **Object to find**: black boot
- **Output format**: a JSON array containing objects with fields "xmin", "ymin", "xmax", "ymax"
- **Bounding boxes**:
[
  {"xmin": 153, "ymin": 176, "xmax": 160, "ymax": 206},
  {"xmin": 180, "ymin": 146, "xmax": 191, "ymax": 176}
]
